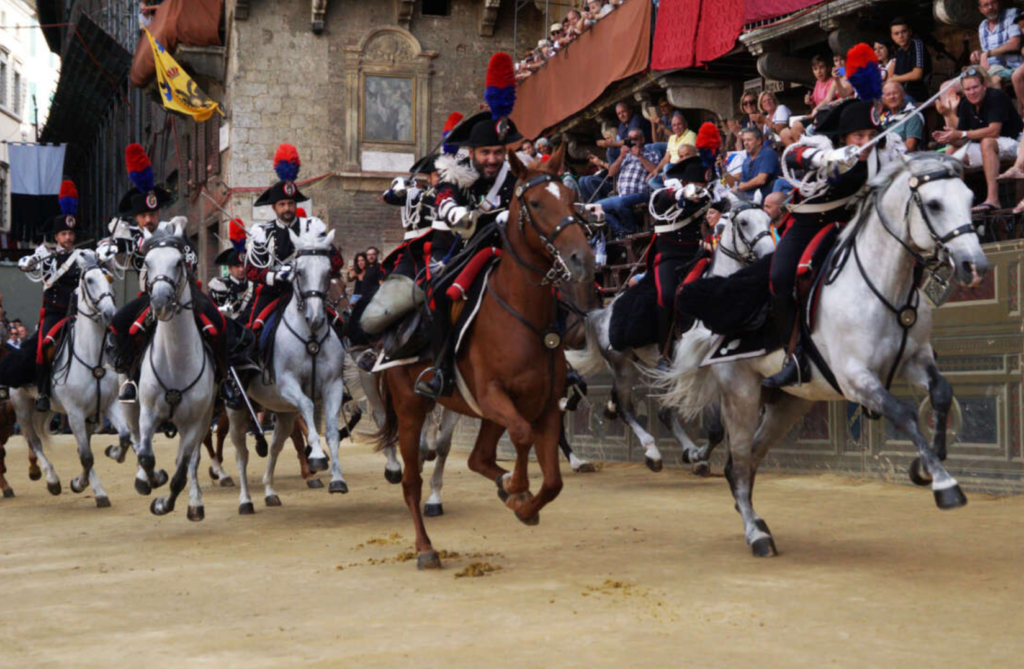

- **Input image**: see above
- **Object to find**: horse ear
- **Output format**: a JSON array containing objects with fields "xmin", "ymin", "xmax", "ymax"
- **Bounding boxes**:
[
  {"xmin": 507, "ymin": 148, "xmax": 528, "ymax": 180},
  {"xmin": 548, "ymin": 142, "xmax": 566, "ymax": 175},
  {"xmin": 950, "ymin": 143, "xmax": 969, "ymax": 164},
  {"xmin": 169, "ymin": 216, "xmax": 188, "ymax": 239},
  {"xmin": 324, "ymin": 228, "xmax": 335, "ymax": 246},
  {"xmin": 715, "ymin": 222, "xmax": 727, "ymax": 237}
]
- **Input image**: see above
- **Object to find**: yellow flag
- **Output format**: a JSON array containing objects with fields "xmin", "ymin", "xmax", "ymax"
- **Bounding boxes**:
[{"xmin": 143, "ymin": 27, "xmax": 224, "ymax": 122}]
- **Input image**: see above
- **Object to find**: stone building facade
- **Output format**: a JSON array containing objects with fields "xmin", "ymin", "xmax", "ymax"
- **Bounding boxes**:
[{"xmin": 219, "ymin": 0, "xmax": 544, "ymax": 278}]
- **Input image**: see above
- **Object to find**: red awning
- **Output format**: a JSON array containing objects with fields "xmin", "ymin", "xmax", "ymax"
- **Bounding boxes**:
[
  {"xmin": 745, "ymin": 0, "xmax": 823, "ymax": 23},
  {"xmin": 130, "ymin": 0, "xmax": 223, "ymax": 88},
  {"xmin": 510, "ymin": 0, "xmax": 651, "ymax": 140}
]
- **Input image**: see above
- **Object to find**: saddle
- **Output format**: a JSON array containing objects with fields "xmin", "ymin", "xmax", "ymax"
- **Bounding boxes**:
[
  {"xmin": 40, "ymin": 317, "xmax": 71, "ymax": 365},
  {"xmin": 795, "ymin": 223, "xmax": 843, "ymax": 331}
]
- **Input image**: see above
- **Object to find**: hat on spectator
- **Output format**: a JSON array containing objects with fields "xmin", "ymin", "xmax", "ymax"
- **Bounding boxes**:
[
  {"xmin": 254, "ymin": 143, "xmax": 309, "ymax": 207},
  {"xmin": 447, "ymin": 53, "xmax": 524, "ymax": 148},
  {"xmin": 550, "ymin": 23, "xmax": 563, "ymax": 32},
  {"xmin": 665, "ymin": 156, "xmax": 711, "ymax": 184},
  {"xmin": 119, "ymin": 143, "xmax": 174, "ymax": 216},
  {"xmin": 51, "ymin": 180, "xmax": 80, "ymax": 237}
]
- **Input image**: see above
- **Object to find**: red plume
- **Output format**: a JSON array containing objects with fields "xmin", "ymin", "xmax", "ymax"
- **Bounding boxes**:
[
  {"xmin": 273, "ymin": 143, "xmax": 300, "ymax": 168},
  {"xmin": 442, "ymin": 112, "xmax": 464, "ymax": 135},
  {"xmin": 695, "ymin": 122, "xmax": 722, "ymax": 152},
  {"xmin": 59, "ymin": 180, "xmax": 78, "ymax": 200},
  {"xmin": 296, "ymin": 208, "xmax": 307, "ymax": 218},
  {"xmin": 485, "ymin": 53, "xmax": 515, "ymax": 89},
  {"xmin": 845, "ymin": 43, "xmax": 878, "ymax": 74},
  {"xmin": 125, "ymin": 143, "xmax": 151, "ymax": 173},
  {"xmin": 229, "ymin": 218, "xmax": 247, "ymax": 243}
]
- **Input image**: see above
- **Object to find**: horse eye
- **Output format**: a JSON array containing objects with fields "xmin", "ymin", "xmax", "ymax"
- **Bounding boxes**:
[
  {"xmin": 927, "ymin": 201, "xmax": 943, "ymax": 213},
  {"xmin": 529, "ymin": 199, "xmax": 541, "ymax": 208}
]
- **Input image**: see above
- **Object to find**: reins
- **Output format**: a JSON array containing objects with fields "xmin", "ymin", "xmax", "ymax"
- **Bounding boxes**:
[{"xmin": 283, "ymin": 245, "xmax": 335, "ymax": 400}]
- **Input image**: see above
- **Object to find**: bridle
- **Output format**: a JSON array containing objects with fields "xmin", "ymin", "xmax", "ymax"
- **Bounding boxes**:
[
  {"xmin": 291, "ymin": 247, "xmax": 333, "ymax": 313},
  {"xmin": 501, "ymin": 173, "xmax": 586, "ymax": 286},
  {"xmin": 77, "ymin": 264, "xmax": 116, "ymax": 323},
  {"xmin": 143, "ymin": 238, "xmax": 192, "ymax": 318},
  {"xmin": 717, "ymin": 203, "xmax": 775, "ymax": 266}
]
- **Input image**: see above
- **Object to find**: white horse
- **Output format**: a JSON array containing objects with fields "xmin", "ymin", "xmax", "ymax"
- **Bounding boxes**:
[
  {"xmin": 567, "ymin": 202, "xmax": 776, "ymax": 471},
  {"xmin": 656, "ymin": 153, "xmax": 989, "ymax": 557},
  {"xmin": 10, "ymin": 251, "xmax": 135, "ymax": 506},
  {"xmin": 136, "ymin": 224, "xmax": 217, "ymax": 520},
  {"xmin": 227, "ymin": 226, "xmax": 348, "ymax": 512}
]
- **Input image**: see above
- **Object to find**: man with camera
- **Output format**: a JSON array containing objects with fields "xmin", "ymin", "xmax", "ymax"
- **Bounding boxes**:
[{"xmin": 591, "ymin": 129, "xmax": 661, "ymax": 237}]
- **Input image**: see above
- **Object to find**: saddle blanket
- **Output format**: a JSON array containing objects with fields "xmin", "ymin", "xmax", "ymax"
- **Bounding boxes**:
[{"xmin": 701, "ymin": 322, "xmax": 779, "ymax": 366}]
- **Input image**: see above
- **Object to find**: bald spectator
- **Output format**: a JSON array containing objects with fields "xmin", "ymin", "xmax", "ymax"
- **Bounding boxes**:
[
  {"xmin": 880, "ymin": 81, "xmax": 925, "ymax": 151},
  {"xmin": 763, "ymin": 192, "xmax": 787, "ymax": 229},
  {"xmin": 597, "ymin": 102, "xmax": 652, "ymax": 164}
]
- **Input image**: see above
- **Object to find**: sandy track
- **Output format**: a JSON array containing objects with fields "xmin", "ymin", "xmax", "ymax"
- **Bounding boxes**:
[{"xmin": 0, "ymin": 434, "xmax": 1021, "ymax": 667}]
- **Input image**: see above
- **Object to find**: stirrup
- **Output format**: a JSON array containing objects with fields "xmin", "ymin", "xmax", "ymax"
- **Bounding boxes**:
[
  {"xmin": 118, "ymin": 380, "xmax": 138, "ymax": 404},
  {"xmin": 414, "ymin": 367, "xmax": 445, "ymax": 400},
  {"xmin": 34, "ymin": 395, "xmax": 51, "ymax": 412},
  {"xmin": 355, "ymin": 349, "xmax": 377, "ymax": 372},
  {"xmin": 762, "ymin": 353, "xmax": 807, "ymax": 389}
]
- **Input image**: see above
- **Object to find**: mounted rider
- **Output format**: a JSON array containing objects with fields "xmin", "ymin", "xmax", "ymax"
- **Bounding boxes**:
[
  {"xmin": 208, "ymin": 245, "xmax": 254, "ymax": 324},
  {"xmin": 764, "ymin": 44, "xmax": 888, "ymax": 388},
  {"xmin": 105, "ymin": 143, "xmax": 226, "ymax": 404},
  {"xmin": 644, "ymin": 123, "xmax": 724, "ymax": 367},
  {"xmin": 0, "ymin": 181, "xmax": 84, "ymax": 411},
  {"xmin": 243, "ymin": 143, "xmax": 344, "ymax": 333},
  {"xmin": 413, "ymin": 53, "xmax": 523, "ymax": 399}
]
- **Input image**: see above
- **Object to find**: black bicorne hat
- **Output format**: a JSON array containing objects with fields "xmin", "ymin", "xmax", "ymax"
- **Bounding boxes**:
[
  {"xmin": 118, "ymin": 186, "xmax": 174, "ymax": 217},
  {"xmin": 121, "ymin": 143, "xmax": 175, "ymax": 217},
  {"xmin": 410, "ymin": 153, "xmax": 439, "ymax": 175},
  {"xmin": 445, "ymin": 110, "xmax": 524, "ymax": 149},
  {"xmin": 255, "ymin": 143, "xmax": 309, "ymax": 207},
  {"xmin": 52, "ymin": 180, "xmax": 80, "ymax": 236},
  {"xmin": 665, "ymin": 155, "xmax": 712, "ymax": 184},
  {"xmin": 815, "ymin": 99, "xmax": 881, "ymax": 139},
  {"xmin": 214, "ymin": 247, "xmax": 244, "ymax": 266}
]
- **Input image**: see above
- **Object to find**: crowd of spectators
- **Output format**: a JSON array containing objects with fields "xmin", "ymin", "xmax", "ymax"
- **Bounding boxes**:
[
  {"xmin": 346, "ymin": 246, "xmax": 383, "ymax": 305},
  {"xmin": 515, "ymin": 0, "xmax": 626, "ymax": 83}
]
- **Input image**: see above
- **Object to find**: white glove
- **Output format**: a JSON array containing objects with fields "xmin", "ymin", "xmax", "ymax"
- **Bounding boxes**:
[
  {"xmin": 271, "ymin": 264, "xmax": 294, "ymax": 285},
  {"xmin": 107, "ymin": 217, "xmax": 121, "ymax": 234},
  {"xmin": 218, "ymin": 304, "xmax": 232, "ymax": 314},
  {"xmin": 97, "ymin": 241, "xmax": 118, "ymax": 264},
  {"xmin": 496, "ymin": 210, "xmax": 509, "ymax": 226},
  {"xmin": 823, "ymin": 146, "xmax": 860, "ymax": 176},
  {"xmin": 389, "ymin": 177, "xmax": 410, "ymax": 196},
  {"xmin": 447, "ymin": 206, "xmax": 471, "ymax": 228}
]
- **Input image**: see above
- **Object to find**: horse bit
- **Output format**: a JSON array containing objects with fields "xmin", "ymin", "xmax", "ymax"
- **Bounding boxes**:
[{"xmin": 717, "ymin": 202, "xmax": 774, "ymax": 266}]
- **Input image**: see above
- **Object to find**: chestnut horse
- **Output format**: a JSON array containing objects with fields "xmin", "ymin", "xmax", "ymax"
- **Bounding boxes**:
[{"xmin": 378, "ymin": 146, "xmax": 595, "ymax": 569}]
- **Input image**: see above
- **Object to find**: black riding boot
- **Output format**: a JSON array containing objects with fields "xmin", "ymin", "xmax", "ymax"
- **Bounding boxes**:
[
  {"xmin": 34, "ymin": 364, "xmax": 51, "ymax": 412},
  {"xmin": 762, "ymin": 294, "xmax": 809, "ymax": 389},
  {"xmin": 415, "ymin": 312, "xmax": 454, "ymax": 400}
]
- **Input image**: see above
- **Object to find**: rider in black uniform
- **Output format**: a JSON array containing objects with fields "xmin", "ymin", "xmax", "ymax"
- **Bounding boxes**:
[
  {"xmin": 763, "ymin": 99, "xmax": 881, "ymax": 388},
  {"xmin": 208, "ymin": 247, "xmax": 255, "ymax": 325},
  {"xmin": 379, "ymin": 153, "xmax": 439, "ymax": 282}
]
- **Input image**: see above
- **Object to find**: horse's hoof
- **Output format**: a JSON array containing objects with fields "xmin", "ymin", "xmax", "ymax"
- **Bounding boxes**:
[
  {"xmin": 152, "ymin": 469, "xmax": 169, "ymax": 489},
  {"xmin": 308, "ymin": 457, "xmax": 328, "ymax": 473},
  {"xmin": 329, "ymin": 480, "xmax": 349, "ymax": 494},
  {"xmin": 46, "ymin": 481, "xmax": 61, "ymax": 496},
  {"xmin": 424, "ymin": 502, "xmax": 444, "ymax": 517},
  {"xmin": 2, "ymin": 488, "xmax": 14, "ymax": 498},
  {"xmin": 909, "ymin": 458, "xmax": 931, "ymax": 487},
  {"xmin": 163, "ymin": 426, "xmax": 177, "ymax": 439},
  {"xmin": 384, "ymin": 468, "xmax": 402, "ymax": 485},
  {"xmin": 424, "ymin": 449, "xmax": 437, "ymax": 462},
  {"xmin": 265, "ymin": 494, "xmax": 282, "ymax": 507},
  {"xmin": 691, "ymin": 461, "xmax": 711, "ymax": 477},
  {"xmin": 95, "ymin": 496, "xmax": 111, "ymax": 508},
  {"xmin": 208, "ymin": 466, "xmax": 220, "ymax": 481},
  {"xmin": 239, "ymin": 502, "xmax": 255, "ymax": 515},
  {"xmin": 680, "ymin": 450, "xmax": 692, "ymax": 464},
  {"xmin": 934, "ymin": 484, "xmax": 968, "ymax": 510},
  {"xmin": 218, "ymin": 476, "xmax": 236, "ymax": 488},
  {"xmin": 515, "ymin": 510, "xmax": 540, "ymax": 526},
  {"xmin": 495, "ymin": 474, "xmax": 510, "ymax": 503},
  {"xmin": 104, "ymin": 445, "xmax": 122, "ymax": 462},
  {"xmin": 573, "ymin": 462, "xmax": 597, "ymax": 474},
  {"xmin": 150, "ymin": 498, "xmax": 174, "ymax": 516},
  {"xmin": 134, "ymin": 477, "xmax": 151, "ymax": 496},
  {"xmin": 255, "ymin": 434, "xmax": 269, "ymax": 458},
  {"xmin": 28, "ymin": 465, "xmax": 42, "ymax": 481},
  {"xmin": 71, "ymin": 477, "xmax": 86, "ymax": 494},
  {"xmin": 187, "ymin": 505, "xmax": 205, "ymax": 521},
  {"xmin": 645, "ymin": 456, "xmax": 663, "ymax": 473},
  {"xmin": 306, "ymin": 478, "xmax": 324, "ymax": 489},
  {"xmin": 416, "ymin": 551, "xmax": 442, "ymax": 570},
  {"xmin": 751, "ymin": 537, "xmax": 778, "ymax": 558}
]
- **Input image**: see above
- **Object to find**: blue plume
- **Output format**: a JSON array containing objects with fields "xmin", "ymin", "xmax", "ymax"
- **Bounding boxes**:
[
  {"xmin": 847, "ymin": 66, "xmax": 882, "ymax": 103},
  {"xmin": 484, "ymin": 86, "xmax": 516, "ymax": 120},
  {"xmin": 128, "ymin": 165, "xmax": 155, "ymax": 194},
  {"xmin": 59, "ymin": 197, "xmax": 77, "ymax": 216}
]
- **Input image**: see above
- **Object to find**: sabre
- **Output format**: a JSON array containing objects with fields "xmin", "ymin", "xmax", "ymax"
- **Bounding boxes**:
[{"xmin": 228, "ymin": 365, "xmax": 269, "ymax": 458}]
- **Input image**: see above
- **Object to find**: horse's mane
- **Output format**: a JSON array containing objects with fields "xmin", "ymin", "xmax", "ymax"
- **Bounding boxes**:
[{"xmin": 293, "ymin": 223, "xmax": 333, "ymax": 251}]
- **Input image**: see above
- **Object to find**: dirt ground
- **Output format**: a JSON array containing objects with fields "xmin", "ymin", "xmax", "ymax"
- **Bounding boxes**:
[{"xmin": 1, "ymin": 434, "xmax": 1022, "ymax": 667}]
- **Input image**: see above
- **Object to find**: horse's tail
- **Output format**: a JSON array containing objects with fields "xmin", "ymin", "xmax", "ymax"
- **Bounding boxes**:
[
  {"xmin": 647, "ymin": 324, "xmax": 719, "ymax": 422},
  {"xmin": 565, "ymin": 310, "xmax": 607, "ymax": 378},
  {"xmin": 373, "ymin": 372, "xmax": 399, "ymax": 453}
]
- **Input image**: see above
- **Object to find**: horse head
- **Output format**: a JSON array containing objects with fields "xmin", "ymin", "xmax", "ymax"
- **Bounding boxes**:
[
  {"xmin": 141, "ymin": 221, "xmax": 189, "ymax": 321},
  {"xmin": 288, "ymin": 220, "xmax": 335, "ymax": 332},
  {"xmin": 76, "ymin": 250, "xmax": 116, "ymax": 324},
  {"xmin": 880, "ymin": 153, "xmax": 988, "ymax": 288},
  {"xmin": 507, "ymin": 144, "xmax": 595, "ymax": 284},
  {"xmin": 718, "ymin": 199, "xmax": 776, "ymax": 265}
]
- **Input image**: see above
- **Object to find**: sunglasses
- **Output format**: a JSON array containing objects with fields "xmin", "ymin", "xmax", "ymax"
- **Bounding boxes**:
[
  {"xmin": 742, "ymin": 100, "xmax": 756, "ymax": 107},
  {"xmin": 964, "ymin": 67, "xmax": 982, "ymax": 78}
]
